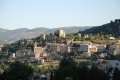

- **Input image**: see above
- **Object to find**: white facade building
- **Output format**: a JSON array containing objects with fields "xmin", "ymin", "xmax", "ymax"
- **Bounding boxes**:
[
  {"xmin": 79, "ymin": 42, "xmax": 97, "ymax": 53},
  {"xmin": 80, "ymin": 44, "xmax": 91, "ymax": 52},
  {"xmin": 97, "ymin": 44, "xmax": 106, "ymax": 52},
  {"xmin": 106, "ymin": 60, "xmax": 120, "ymax": 70}
]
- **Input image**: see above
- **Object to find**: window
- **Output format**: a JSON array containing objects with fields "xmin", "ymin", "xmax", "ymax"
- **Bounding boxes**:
[{"xmin": 116, "ymin": 63, "xmax": 118, "ymax": 66}]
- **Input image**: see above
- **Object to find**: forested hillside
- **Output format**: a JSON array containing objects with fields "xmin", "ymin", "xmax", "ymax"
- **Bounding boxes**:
[{"xmin": 82, "ymin": 19, "xmax": 120, "ymax": 37}]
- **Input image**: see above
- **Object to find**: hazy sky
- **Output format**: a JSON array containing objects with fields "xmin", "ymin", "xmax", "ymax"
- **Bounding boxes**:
[{"xmin": 0, "ymin": 0, "xmax": 120, "ymax": 30}]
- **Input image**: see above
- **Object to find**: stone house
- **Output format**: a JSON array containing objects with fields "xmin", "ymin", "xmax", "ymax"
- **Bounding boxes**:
[
  {"xmin": 34, "ymin": 42, "xmax": 46, "ymax": 59},
  {"xmin": 84, "ymin": 34, "xmax": 89, "ymax": 38},
  {"xmin": 46, "ymin": 43, "xmax": 68, "ymax": 53},
  {"xmin": 79, "ymin": 42, "xmax": 97, "ymax": 53},
  {"xmin": 54, "ymin": 29, "xmax": 66, "ymax": 38},
  {"xmin": 99, "ymin": 60, "xmax": 120, "ymax": 72},
  {"xmin": 0, "ymin": 45, "xmax": 3, "ymax": 51},
  {"xmin": 99, "ymin": 53, "xmax": 107, "ymax": 58},
  {"xmin": 79, "ymin": 44, "xmax": 91, "ymax": 53},
  {"xmin": 16, "ymin": 49, "xmax": 34, "ymax": 58},
  {"xmin": 107, "ymin": 45, "xmax": 120, "ymax": 55},
  {"xmin": 106, "ymin": 60, "xmax": 120, "ymax": 70},
  {"xmin": 97, "ymin": 44, "xmax": 106, "ymax": 52}
]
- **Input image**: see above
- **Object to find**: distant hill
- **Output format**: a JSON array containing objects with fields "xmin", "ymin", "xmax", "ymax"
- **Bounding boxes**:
[
  {"xmin": 82, "ymin": 19, "xmax": 120, "ymax": 37},
  {"xmin": 0, "ymin": 27, "xmax": 90, "ymax": 43},
  {"xmin": 0, "ymin": 28, "xmax": 8, "ymax": 33}
]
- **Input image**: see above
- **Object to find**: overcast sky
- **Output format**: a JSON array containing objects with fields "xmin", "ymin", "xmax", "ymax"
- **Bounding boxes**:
[{"xmin": 0, "ymin": 0, "xmax": 120, "ymax": 30}]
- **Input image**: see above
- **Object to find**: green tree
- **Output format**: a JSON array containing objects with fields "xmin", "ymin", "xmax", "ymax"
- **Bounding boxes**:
[
  {"xmin": 54, "ymin": 57, "xmax": 76, "ymax": 80},
  {"xmin": 50, "ymin": 71, "xmax": 54, "ymax": 80},
  {"xmin": 115, "ymin": 54, "xmax": 120, "ymax": 60},
  {"xmin": 66, "ymin": 34, "xmax": 75, "ymax": 39},
  {"xmin": 59, "ymin": 57, "xmax": 76, "ymax": 69},
  {"xmin": 65, "ymin": 77, "xmax": 73, "ymax": 80},
  {"xmin": 54, "ymin": 56, "xmax": 109, "ymax": 80},
  {"xmin": 113, "ymin": 68, "xmax": 120, "ymax": 80},
  {"xmin": 0, "ymin": 61, "xmax": 33, "ymax": 80},
  {"xmin": 89, "ymin": 66, "xmax": 109, "ymax": 80}
]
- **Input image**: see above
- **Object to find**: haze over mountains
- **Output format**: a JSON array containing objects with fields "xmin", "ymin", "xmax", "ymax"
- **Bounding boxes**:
[{"xmin": 0, "ymin": 27, "xmax": 90, "ymax": 44}]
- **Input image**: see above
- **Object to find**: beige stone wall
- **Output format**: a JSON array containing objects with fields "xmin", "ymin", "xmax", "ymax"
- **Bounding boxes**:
[
  {"xmin": 46, "ymin": 43, "xmax": 68, "ymax": 53},
  {"xmin": 90, "ymin": 47, "xmax": 97, "ymax": 53},
  {"xmin": 34, "ymin": 47, "xmax": 44, "ymax": 59},
  {"xmin": 54, "ymin": 29, "xmax": 65, "ymax": 38}
]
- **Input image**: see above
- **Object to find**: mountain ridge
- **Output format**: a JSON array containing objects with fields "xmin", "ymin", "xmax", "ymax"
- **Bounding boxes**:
[
  {"xmin": 1, "ymin": 19, "xmax": 120, "ymax": 44},
  {"xmin": 0, "ymin": 27, "xmax": 91, "ymax": 43}
]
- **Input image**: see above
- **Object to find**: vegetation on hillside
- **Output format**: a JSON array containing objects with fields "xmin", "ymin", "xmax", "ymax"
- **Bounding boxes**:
[
  {"xmin": 53, "ymin": 57, "xmax": 109, "ymax": 80},
  {"xmin": 0, "ymin": 61, "xmax": 33, "ymax": 80},
  {"xmin": 82, "ymin": 19, "xmax": 120, "ymax": 38}
]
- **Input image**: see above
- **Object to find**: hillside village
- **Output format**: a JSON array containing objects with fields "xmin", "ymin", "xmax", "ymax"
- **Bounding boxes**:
[
  {"xmin": 0, "ymin": 19, "xmax": 120, "ymax": 80},
  {"xmin": 0, "ymin": 30, "xmax": 120, "ymax": 79}
]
